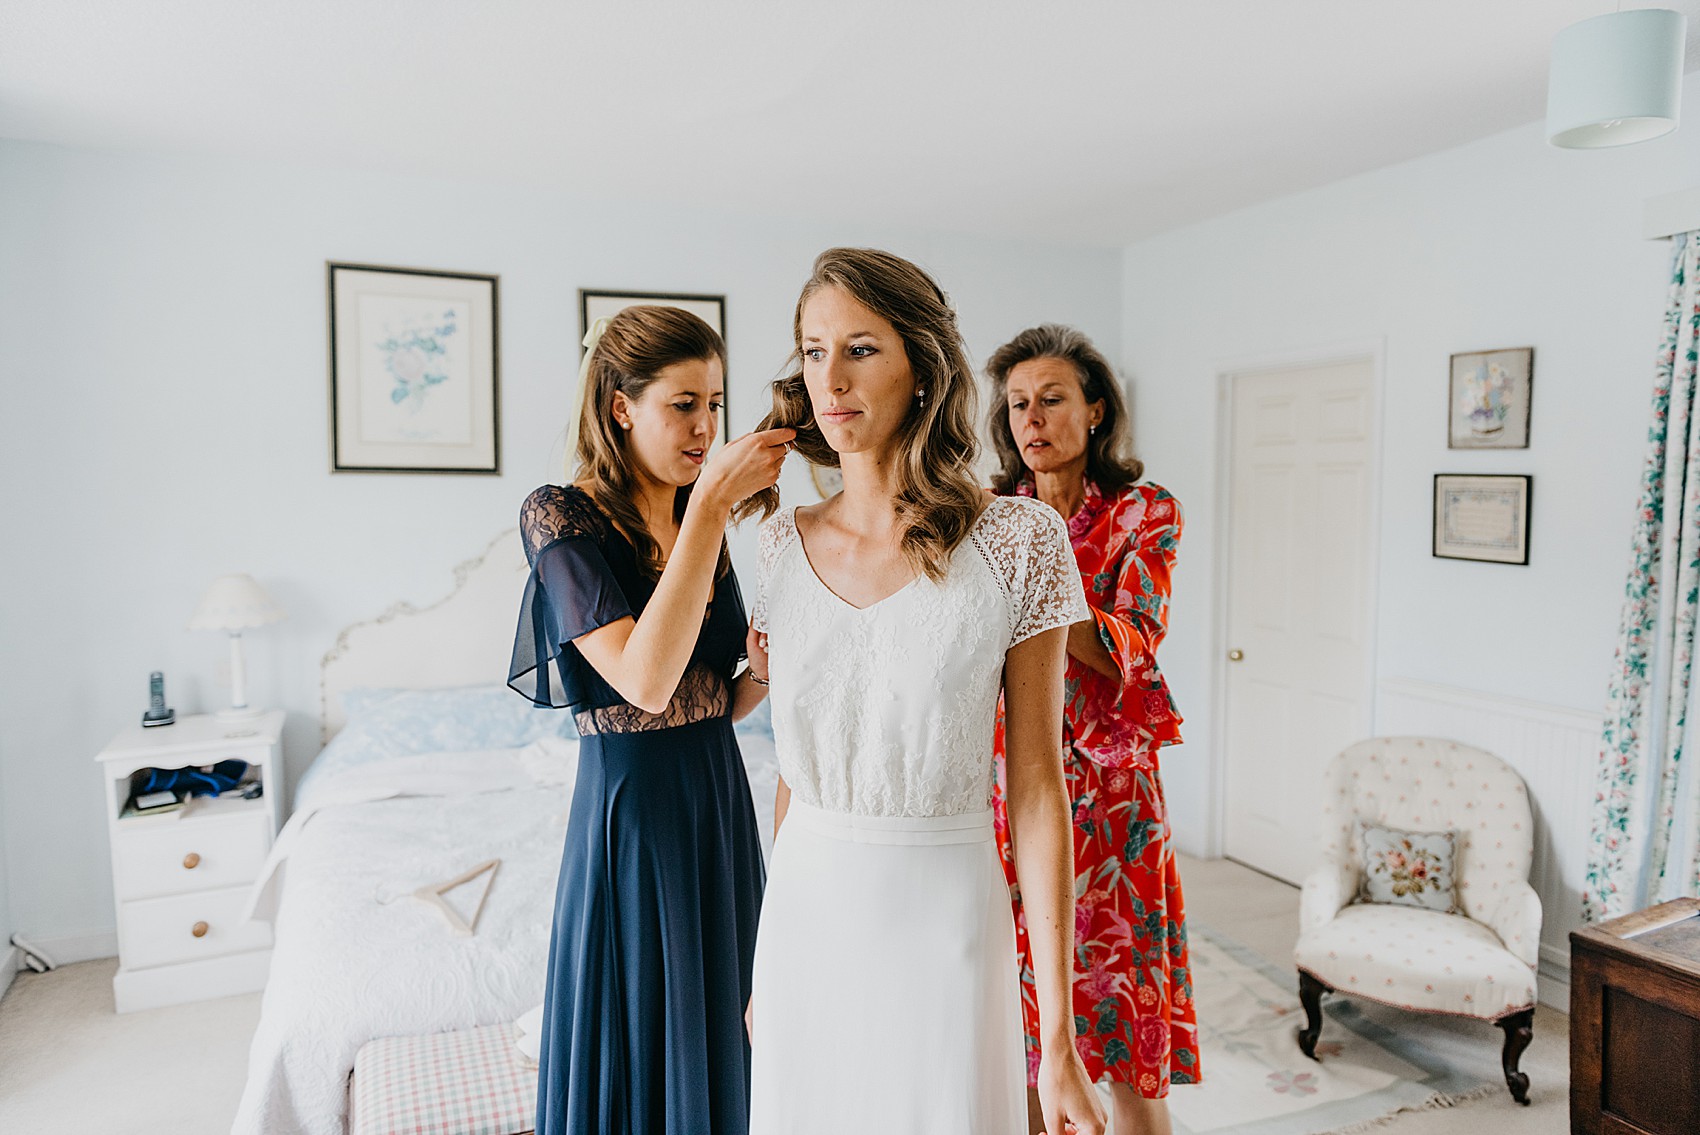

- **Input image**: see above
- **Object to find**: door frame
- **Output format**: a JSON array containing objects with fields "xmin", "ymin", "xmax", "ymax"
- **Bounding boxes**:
[{"xmin": 1204, "ymin": 338, "xmax": 1387, "ymax": 860}]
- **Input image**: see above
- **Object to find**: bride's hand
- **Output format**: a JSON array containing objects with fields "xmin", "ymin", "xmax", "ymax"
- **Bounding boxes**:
[
  {"xmin": 1038, "ymin": 1048, "xmax": 1106, "ymax": 1135},
  {"xmin": 746, "ymin": 623, "xmax": 770, "ymax": 684}
]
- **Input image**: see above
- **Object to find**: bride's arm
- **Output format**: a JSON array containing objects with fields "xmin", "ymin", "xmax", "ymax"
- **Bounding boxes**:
[{"xmin": 1004, "ymin": 624, "xmax": 1106, "ymax": 1135}]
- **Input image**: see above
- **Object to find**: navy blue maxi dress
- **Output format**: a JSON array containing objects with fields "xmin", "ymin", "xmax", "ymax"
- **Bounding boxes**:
[{"xmin": 507, "ymin": 484, "xmax": 765, "ymax": 1135}]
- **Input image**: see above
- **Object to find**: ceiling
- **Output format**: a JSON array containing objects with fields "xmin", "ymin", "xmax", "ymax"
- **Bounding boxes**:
[{"xmin": 2, "ymin": 1, "xmax": 1696, "ymax": 246}]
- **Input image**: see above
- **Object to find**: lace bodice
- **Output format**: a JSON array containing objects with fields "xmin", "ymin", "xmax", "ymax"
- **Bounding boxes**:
[
  {"xmin": 508, "ymin": 484, "xmax": 747, "ymax": 730},
  {"xmin": 752, "ymin": 496, "xmax": 1088, "ymax": 818}
]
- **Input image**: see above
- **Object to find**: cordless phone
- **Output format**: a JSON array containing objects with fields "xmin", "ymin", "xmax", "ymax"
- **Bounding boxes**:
[{"xmin": 142, "ymin": 671, "xmax": 176, "ymax": 727}]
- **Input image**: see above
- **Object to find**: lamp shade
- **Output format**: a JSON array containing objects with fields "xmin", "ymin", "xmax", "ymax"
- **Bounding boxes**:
[
  {"xmin": 187, "ymin": 574, "xmax": 285, "ymax": 631},
  {"xmin": 1547, "ymin": 8, "xmax": 1686, "ymax": 149}
]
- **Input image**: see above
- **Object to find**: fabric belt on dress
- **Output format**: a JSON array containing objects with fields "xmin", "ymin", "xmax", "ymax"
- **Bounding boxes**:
[{"xmin": 783, "ymin": 799, "xmax": 994, "ymax": 846}]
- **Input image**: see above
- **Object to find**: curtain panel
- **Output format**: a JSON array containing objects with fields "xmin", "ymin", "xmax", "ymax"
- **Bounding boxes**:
[{"xmin": 1587, "ymin": 230, "xmax": 1700, "ymax": 922}]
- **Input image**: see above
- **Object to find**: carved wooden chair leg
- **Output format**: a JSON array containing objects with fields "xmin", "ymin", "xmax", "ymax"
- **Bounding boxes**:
[
  {"xmin": 1495, "ymin": 1008, "xmax": 1534, "ymax": 1105},
  {"xmin": 1297, "ymin": 970, "xmax": 1330, "ymax": 1060}
]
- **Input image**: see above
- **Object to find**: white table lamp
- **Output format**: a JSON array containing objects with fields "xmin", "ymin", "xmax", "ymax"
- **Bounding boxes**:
[{"xmin": 188, "ymin": 574, "xmax": 285, "ymax": 721}]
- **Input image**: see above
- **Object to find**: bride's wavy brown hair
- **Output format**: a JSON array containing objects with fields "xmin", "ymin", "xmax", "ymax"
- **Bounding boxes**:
[
  {"xmin": 733, "ymin": 248, "xmax": 981, "ymax": 582},
  {"xmin": 574, "ymin": 304, "xmax": 729, "ymax": 581}
]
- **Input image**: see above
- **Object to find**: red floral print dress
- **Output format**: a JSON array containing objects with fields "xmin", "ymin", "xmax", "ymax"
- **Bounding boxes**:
[{"xmin": 992, "ymin": 477, "xmax": 1200, "ymax": 1097}]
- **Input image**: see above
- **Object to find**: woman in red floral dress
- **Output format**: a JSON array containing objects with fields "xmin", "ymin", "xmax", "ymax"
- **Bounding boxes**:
[{"xmin": 987, "ymin": 325, "xmax": 1198, "ymax": 1135}]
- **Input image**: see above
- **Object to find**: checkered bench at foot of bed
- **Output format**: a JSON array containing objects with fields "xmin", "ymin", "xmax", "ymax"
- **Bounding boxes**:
[{"xmin": 350, "ymin": 1022, "xmax": 537, "ymax": 1135}]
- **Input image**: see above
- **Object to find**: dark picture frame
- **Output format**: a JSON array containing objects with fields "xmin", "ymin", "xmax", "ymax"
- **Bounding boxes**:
[
  {"xmin": 579, "ymin": 289, "xmax": 730, "ymax": 444},
  {"xmin": 1433, "ymin": 474, "xmax": 1532, "ymax": 565},
  {"xmin": 1448, "ymin": 347, "xmax": 1533, "ymax": 450},
  {"xmin": 328, "ymin": 262, "xmax": 501, "ymax": 474}
]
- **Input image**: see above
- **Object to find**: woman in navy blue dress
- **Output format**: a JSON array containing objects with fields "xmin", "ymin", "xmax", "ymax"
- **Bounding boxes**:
[{"xmin": 508, "ymin": 305, "xmax": 792, "ymax": 1135}]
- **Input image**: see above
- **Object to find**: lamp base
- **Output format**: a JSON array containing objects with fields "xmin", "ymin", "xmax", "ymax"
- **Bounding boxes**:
[{"xmin": 214, "ymin": 705, "xmax": 266, "ymax": 723}]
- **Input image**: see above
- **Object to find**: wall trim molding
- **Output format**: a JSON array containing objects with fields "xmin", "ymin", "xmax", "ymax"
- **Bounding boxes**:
[
  {"xmin": 16, "ymin": 929, "xmax": 119, "ymax": 967},
  {"xmin": 1376, "ymin": 676, "xmax": 1600, "ymax": 733},
  {"xmin": 1376, "ymin": 675, "xmax": 1600, "ymax": 1017},
  {"xmin": 0, "ymin": 946, "xmax": 17, "ymax": 1000}
]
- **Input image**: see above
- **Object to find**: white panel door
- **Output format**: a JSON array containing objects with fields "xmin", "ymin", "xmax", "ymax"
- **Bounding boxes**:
[{"xmin": 1223, "ymin": 360, "xmax": 1375, "ymax": 884}]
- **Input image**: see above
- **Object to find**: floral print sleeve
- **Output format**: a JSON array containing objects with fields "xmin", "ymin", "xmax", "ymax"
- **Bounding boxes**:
[{"xmin": 1092, "ymin": 487, "xmax": 1182, "ymax": 714}]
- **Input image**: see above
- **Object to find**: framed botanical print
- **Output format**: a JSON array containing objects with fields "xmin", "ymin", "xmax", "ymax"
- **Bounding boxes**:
[
  {"xmin": 1448, "ymin": 347, "xmax": 1533, "ymax": 449},
  {"xmin": 580, "ymin": 290, "xmax": 729, "ymax": 443},
  {"xmin": 328, "ymin": 262, "xmax": 500, "ymax": 474},
  {"xmin": 1433, "ymin": 474, "xmax": 1531, "ymax": 565}
]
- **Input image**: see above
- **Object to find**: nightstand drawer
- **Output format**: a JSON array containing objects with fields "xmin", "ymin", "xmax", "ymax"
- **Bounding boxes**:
[
  {"xmin": 112, "ymin": 815, "xmax": 270, "ymax": 901},
  {"xmin": 118, "ymin": 885, "xmax": 272, "ymax": 970}
]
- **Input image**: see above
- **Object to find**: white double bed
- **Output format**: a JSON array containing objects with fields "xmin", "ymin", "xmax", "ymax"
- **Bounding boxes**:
[{"xmin": 232, "ymin": 532, "xmax": 778, "ymax": 1135}]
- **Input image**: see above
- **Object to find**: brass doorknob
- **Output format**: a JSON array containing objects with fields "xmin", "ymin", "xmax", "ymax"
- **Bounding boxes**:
[
  {"xmin": 182, "ymin": 852, "xmax": 201, "ymax": 870},
  {"xmin": 191, "ymin": 921, "xmax": 209, "ymax": 938},
  {"xmin": 1228, "ymin": 649, "xmax": 1245, "ymax": 662}
]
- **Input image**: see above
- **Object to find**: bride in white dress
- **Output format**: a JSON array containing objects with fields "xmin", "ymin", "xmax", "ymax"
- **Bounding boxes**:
[{"xmin": 738, "ymin": 248, "xmax": 1107, "ymax": 1135}]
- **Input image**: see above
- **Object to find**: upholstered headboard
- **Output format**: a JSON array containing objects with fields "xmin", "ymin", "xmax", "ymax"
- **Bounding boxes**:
[{"xmin": 319, "ymin": 529, "xmax": 529, "ymax": 742}]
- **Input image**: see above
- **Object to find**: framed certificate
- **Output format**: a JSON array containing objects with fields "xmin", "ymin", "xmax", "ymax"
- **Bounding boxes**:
[{"xmin": 1433, "ymin": 474, "xmax": 1531, "ymax": 565}]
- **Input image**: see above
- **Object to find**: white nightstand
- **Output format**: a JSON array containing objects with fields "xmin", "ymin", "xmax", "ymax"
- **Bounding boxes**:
[{"xmin": 94, "ymin": 710, "xmax": 285, "ymax": 1013}]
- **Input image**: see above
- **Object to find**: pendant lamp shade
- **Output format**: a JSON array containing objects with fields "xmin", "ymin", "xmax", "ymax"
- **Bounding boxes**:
[{"xmin": 1547, "ymin": 8, "xmax": 1686, "ymax": 149}]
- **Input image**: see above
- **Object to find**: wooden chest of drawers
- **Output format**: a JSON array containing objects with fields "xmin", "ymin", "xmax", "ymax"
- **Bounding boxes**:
[{"xmin": 1570, "ymin": 898, "xmax": 1700, "ymax": 1135}]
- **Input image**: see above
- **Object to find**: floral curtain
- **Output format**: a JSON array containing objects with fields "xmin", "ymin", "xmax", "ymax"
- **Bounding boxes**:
[{"xmin": 1587, "ymin": 230, "xmax": 1700, "ymax": 923}]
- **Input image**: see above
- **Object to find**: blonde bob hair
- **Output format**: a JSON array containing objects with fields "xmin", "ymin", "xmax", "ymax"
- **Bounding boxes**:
[{"xmin": 735, "ymin": 248, "xmax": 981, "ymax": 582}]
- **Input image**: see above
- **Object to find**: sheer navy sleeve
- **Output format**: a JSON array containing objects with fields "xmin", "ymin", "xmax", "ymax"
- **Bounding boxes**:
[{"xmin": 507, "ymin": 485, "xmax": 637, "ymax": 709}]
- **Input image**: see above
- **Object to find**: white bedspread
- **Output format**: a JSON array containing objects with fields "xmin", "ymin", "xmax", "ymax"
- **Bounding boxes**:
[{"xmin": 232, "ymin": 747, "xmax": 575, "ymax": 1135}]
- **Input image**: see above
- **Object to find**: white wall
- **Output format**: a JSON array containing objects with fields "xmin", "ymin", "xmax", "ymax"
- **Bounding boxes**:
[
  {"xmin": 1122, "ymin": 85, "xmax": 1700, "ymax": 915},
  {"xmin": 0, "ymin": 139, "xmax": 1122, "ymax": 943}
]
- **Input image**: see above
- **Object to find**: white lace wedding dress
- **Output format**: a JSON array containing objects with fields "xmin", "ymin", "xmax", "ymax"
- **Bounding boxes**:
[{"xmin": 747, "ymin": 496, "xmax": 1088, "ymax": 1135}]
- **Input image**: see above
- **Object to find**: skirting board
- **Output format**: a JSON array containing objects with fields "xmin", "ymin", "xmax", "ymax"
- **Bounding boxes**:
[
  {"xmin": 15, "ymin": 929, "xmax": 119, "ymax": 967},
  {"xmin": 1, "ymin": 946, "xmax": 17, "ymax": 1000}
]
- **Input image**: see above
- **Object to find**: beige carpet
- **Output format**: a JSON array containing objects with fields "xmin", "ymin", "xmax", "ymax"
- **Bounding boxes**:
[
  {"xmin": 0, "ymin": 855, "xmax": 1568, "ymax": 1134},
  {"xmin": 1177, "ymin": 855, "xmax": 1570, "ymax": 1135}
]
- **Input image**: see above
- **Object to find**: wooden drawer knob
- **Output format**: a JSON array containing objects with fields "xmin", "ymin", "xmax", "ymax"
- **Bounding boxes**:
[
  {"xmin": 191, "ymin": 921, "xmax": 209, "ymax": 938},
  {"xmin": 182, "ymin": 852, "xmax": 201, "ymax": 870}
]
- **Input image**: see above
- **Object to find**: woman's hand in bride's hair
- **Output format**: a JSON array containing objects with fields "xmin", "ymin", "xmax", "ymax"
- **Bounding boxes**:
[{"xmin": 697, "ymin": 428, "xmax": 796, "ymax": 511}]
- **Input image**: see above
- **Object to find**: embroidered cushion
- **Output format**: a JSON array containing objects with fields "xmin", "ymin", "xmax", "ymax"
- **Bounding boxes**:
[{"xmin": 1358, "ymin": 822, "xmax": 1459, "ymax": 914}]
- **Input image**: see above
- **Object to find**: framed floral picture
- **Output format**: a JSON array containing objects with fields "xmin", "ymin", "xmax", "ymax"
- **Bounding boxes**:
[
  {"xmin": 580, "ymin": 289, "xmax": 729, "ymax": 443},
  {"xmin": 1433, "ymin": 473, "xmax": 1531, "ymax": 565},
  {"xmin": 328, "ymin": 263, "xmax": 500, "ymax": 474},
  {"xmin": 1448, "ymin": 347, "xmax": 1532, "ymax": 449}
]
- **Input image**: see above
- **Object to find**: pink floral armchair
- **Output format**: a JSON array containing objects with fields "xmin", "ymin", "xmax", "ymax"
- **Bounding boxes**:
[{"xmin": 1292, "ymin": 737, "xmax": 1542, "ymax": 1104}]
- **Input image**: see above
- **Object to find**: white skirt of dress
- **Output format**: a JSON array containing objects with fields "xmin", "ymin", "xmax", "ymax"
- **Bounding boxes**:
[{"xmin": 748, "ymin": 799, "xmax": 1025, "ymax": 1135}]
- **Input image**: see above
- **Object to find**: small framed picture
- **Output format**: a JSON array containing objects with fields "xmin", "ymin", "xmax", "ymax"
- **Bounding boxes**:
[
  {"xmin": 1433, "ymin": 474, "xmax": 1531, "ymax": 565},
  {"xmin": 1448, "ymin": 347, "xmax": 1533, "ymax": 449},
  {"xmin": 328, "ymin": 263, "xmax": 500, "ymax": 474},
  {"xmin": 580, "ymin": 290, "xmax": 729, "ymax": 443}
]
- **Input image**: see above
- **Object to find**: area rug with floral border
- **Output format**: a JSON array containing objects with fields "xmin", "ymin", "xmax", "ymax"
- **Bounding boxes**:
[{"xmin": 1153, "ymin": 923, "xmax": 1501, "ymax": 1134}]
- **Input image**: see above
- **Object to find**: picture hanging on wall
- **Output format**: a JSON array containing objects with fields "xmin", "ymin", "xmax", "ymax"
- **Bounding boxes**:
[
  {"xmin": 1433, "ymin": 473, "xmax": 1531, "ymax": 565},
  {"xmin": 328, "ymin": 262, "xmax": 500, "ymax": 474},
  {"xmin": 580, "ymin": 290, "xmax": 729, "ymax": 443},
  {"xmin": 1448, "ymin": 346, "xmax": 1533, "ymax": 449}
]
